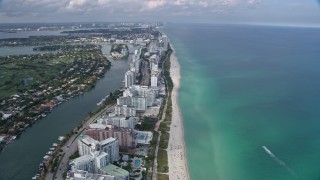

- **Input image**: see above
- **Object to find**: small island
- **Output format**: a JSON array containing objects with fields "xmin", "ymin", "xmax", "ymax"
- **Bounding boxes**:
[{"xmin": 110, "ymin": 44, "xmax": 129, "ymax": 59}]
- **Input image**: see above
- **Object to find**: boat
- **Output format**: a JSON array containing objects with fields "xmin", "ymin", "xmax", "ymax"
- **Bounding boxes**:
[
  {"xmin": 39, "ymin": 163, "xmax": 44, "ymax": 169},
  {"xmin": 97, "ymin": 95, "xmax": 109, "ymax": 106},
  {"xmin": 262, "ymin": 146, "xmax": 275, "ymax": 158},
  {"xmin": 43, "ymin": 155, "xmax": 50, "ymax": 160},
  {"xmin": 58, "ymin": 136, "xmax": 65, "ymax": 141}
]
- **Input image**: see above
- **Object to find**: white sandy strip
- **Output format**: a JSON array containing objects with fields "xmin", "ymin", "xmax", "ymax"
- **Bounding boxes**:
[{"xmin": 168, "ymin": 48, "xmax": 190, "ymax": 180}]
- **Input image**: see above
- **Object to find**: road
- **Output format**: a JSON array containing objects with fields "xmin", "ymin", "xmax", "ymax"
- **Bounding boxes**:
[{"xmin": 45, "ymin": 104, "xmax": 115, "ymax": 180}]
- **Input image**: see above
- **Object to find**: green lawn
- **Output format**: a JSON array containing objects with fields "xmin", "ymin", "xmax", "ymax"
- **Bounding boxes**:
[
  {"xmin": 161, "ymin": 132, "xmax": 170, "ymax": 141},
  {"xmin": 157, "ymin": 149, "xmax": 168, "ymax": 173},
  {"xmin": 157, "ymin": 173, "xmax": 169, "ymax": 180},
  {"xmin": 0, "ymin": 58, "xmax": 71, "ymax": 99},
  {"xmin": 159, "ymin": 139, "xmax": 168, "ymax": 149}
]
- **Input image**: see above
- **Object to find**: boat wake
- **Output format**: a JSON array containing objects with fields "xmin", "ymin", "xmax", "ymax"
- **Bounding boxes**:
[{"xmin": 262, "ymin": 146, "xmax": 299, "ymax": 179}]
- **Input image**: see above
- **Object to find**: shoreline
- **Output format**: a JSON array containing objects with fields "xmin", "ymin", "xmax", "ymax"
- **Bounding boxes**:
[{"xmin": 168, "ymin": 47, "xmax": 190, "ymax": 180}]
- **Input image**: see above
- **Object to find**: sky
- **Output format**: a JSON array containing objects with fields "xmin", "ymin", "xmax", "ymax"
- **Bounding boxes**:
[{"xmin": 0, "ymin": 0, "xmax": 319, "ymax": 26}]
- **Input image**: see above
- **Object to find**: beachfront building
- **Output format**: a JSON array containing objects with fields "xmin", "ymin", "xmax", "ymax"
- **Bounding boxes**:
[{"xmin": 85, "ymin": 124, "xmax": 136, "ymax": 148}]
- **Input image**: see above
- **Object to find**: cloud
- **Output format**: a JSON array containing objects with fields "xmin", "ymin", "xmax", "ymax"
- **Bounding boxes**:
[
  {"xmin": 141, "ymin": 0, "xmax": 166, "ymax": 10},
  {"xmin": 246, "ymin": 0, "xmax": 260, "ymax": 5},
  {"xmin": 0, "ymin": 0, "xmax": 264, "ymax": 21},
  {"xmin": 221, "ymin": 0, "xmax": 239, "ymax": 6}
]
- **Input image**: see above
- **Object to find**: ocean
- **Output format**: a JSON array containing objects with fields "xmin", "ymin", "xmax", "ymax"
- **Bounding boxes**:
[{"xmin": 163, "ymin": 23, "xmax": 320, "ymax": 180}]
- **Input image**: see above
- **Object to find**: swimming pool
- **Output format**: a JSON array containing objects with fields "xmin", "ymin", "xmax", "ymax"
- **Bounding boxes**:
[
  {"xmin": 135, "ymin": 159, "xmax": 141, "ymax": 167},
  {"xmin": 136, "ymin": 134, "xmax": 145, "ymax": 141}
]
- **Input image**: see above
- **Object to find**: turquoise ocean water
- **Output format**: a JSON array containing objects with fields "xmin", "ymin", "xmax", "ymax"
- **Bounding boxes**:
[{"xmin": 163, "ymin": 24, "xmax": 320, "ymax": 180}]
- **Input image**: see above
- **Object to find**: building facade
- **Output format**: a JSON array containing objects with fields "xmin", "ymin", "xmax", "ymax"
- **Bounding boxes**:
[{"xmin": 124, "ymin": 70, "xmax": 135, "ymax": 88}]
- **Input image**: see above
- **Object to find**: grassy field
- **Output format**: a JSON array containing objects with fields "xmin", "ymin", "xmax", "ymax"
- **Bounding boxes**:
[
  {"xmin": 157, "ymin": 173, "xmax": 169, "ymax": 180},
  {"xmin": 0, "ymin": 49, "xmax": 104, "ymax": 99},
  {"xmin": 159, "ymin": 132, "xmax": 169, "ymax": 149},
  {"xmin": 159, "ymin": 139, "xmax": 168, "ymax": 149},
  {"xmin": 0, "ymin": 58, "xmax": 71, "ymax": 99},
  {"xmin": 157, "ymin": 149, "xmax": 168, "ymax": 173}
]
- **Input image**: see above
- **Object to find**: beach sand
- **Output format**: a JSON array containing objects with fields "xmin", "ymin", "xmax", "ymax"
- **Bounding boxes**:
[{"xmin": 168, "ymin": 49, "xmax": 190, "ymax": 180}]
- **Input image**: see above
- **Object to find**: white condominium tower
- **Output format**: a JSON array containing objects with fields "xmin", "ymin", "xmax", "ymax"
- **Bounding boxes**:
[{"xmin": 124, "ymin": 70, "xmax": 135, "ymax": 88}]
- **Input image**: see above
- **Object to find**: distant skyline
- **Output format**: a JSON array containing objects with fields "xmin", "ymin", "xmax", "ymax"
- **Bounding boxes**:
[{"xmin": 0, "ymin": 0, "xmax": 319, "ymax": 27}]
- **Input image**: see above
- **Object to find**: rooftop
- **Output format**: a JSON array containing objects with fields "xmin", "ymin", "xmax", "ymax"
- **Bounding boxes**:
[
  {"xmin": 100, "ymin": 137, "xmax": 117, "ymax": 146},
  {"xmin": 100, "ymin": 164, "xmax": 129, "ymax": 177},
  {"xmin": 88, "ymin": 123, "xmax": 107, "ymax": 130},
  {"xmin": 71, "ymin": 155, "xmax": 93, "ymax": 164},
  {"xmin": 80, "ymin": 135, "xmax": 99, "ymax": 146},
  {"xmin": 94, "ymin": 151, "xmax": 108, "ymax": 159}
]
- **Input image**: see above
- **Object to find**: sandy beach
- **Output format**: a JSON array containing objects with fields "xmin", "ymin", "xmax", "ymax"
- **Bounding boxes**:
[{"xmin": 168, "ymin": 49, "xmax": 190, "ymax": 180}]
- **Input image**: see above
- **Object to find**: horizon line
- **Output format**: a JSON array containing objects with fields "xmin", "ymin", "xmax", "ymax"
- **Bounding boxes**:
[{"xmin": 0, "ymin": 21, "xmax": 319, "ymax": 29}]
